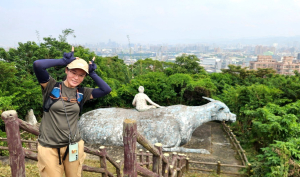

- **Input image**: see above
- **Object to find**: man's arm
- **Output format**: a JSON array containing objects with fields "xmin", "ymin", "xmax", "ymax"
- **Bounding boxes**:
[
  {"xmin": 132, "ymin": 96, "xmax": 137, "ymax": 106},
  {"xmin": 145, "ymin": 95, "xmax": 161, "ymax": 108},
  {"xmin": 33, "ymin": 46, "xmax": 76, "ymax": 89},
  {"xmin": 88, "ymin": 57, "xmax": 111, "ymax": 99}
]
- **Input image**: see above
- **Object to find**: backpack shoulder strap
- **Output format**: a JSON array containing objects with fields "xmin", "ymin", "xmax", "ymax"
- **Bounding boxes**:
[
  {"xmin": 43, "ymin": 82, "xmax": 61, "ymax": 112},
  {"xmin": 51, "ymin": 82, "xmax": 62, "ymax": 98},
  {"xmin": 77, "ymin": 86, "xmax": 85, "ymax": 115}
]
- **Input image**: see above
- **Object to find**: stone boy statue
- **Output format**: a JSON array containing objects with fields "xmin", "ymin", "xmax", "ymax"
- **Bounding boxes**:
[{"xmin": 132, "ymin": 86, "xmax": 162, "ymax": 111}]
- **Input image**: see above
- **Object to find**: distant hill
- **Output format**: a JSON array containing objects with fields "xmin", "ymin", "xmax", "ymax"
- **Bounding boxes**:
[
  {"xmin": 224, "ymin": 36, "xmax": 300, "ymax": 46},
  {"xmin": 165, "ymin": 36, "xmax": 300, "ymax": 46}
]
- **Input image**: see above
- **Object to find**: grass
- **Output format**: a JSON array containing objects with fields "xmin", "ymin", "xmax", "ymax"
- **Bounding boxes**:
[
  {"xmin": 0, "ymin": 158, "xmax": 117, "ymax": 177},
  {"xmin": 0, "ymin": 161, "xmax": 40, "ymax": 177},
  {"xmin": 186, "ymin": 172, "xmax": 236, "ymax": 177},
  {"xmin": 0, "ymin": 158, "xmax": 243, "ymax": 177}
]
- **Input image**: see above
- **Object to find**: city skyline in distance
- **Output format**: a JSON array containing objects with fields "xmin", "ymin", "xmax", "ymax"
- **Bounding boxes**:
[
  {"xmin": 85, "ymin": 35, "xmax": 300, "ymax": 48},
  {"xmin": 1, "ymin": 0, "xmax": 300, "ymax": 47}
]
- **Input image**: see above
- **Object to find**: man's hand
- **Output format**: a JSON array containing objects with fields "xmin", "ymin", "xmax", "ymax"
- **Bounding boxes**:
[
  {"xmin": 89, "ymin": 56, "xmax": 97, "ymax": 74},
  {"xmin": 63, "ymin": 46, "xmax": 76, "ymax": 64}
]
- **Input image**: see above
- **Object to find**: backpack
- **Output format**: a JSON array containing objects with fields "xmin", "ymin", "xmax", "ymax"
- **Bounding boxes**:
[{"xmin": 43, "ymin": 82, "xmax": 85, "ymax": 114}]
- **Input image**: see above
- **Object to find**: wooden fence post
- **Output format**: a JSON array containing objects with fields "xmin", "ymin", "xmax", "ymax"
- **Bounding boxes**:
[
  {"xmin": 217, "ymin": 161, "xmax": 221, "ymax": 175},
  {"xmin": 186, "ymin": 157, "xmax": 189, "ymax": 173},
  {"xmin": 177, "ymin": 154, "xmax": 183, "ymax": 177},
  {"xmin": 1, "ymin": 110, "xmax": 25, "ymax": 177},
  {"xmin": 248, "ymin": 163, "xmax": 253, "ymax": 176},
  {"xmin": 28, "ymin": 138, "xmax": 32, "ymax": 149},
  {"xmin": 146, "ymin": 150, "xmax": 150, "ymax": 169},
  {"xmin": 169, "ymin": 165, "xmax": 175, "ymax": 177},
  {"xmin": 115, "ymin": 160, "xmax": 122, "ymax": 177},
  {"xmin": 99, "ymin": 146, "xmax": 108, "ymax": 177},
  {"xmin": 153, "ymin": 143, "xmax": 163, "ymax": 176},
  {"xmin": 162, "ymin": 153, "xmax": 169, "ymax": 177},
  {"xmin": 171, "ymin": 152, "xmax": 178, "ymax": 177},
  {"xmin": 181, "ymin": 154, "xmax": 186, "ymax": 173},
  {"xmin": 123, "ymin": 119, "xmax": 137, "ymax": 177},
  {"xmin": 139, "ymin": 149, "xmax": 144, "ymax": 167}
]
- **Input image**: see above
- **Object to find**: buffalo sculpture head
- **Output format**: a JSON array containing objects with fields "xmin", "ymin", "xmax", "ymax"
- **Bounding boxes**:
[{"xmin": 202, "ymin": 97, "xmax": 236, "ymax": 123}]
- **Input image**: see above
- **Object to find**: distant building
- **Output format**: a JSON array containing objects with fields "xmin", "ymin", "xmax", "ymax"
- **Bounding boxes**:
[
  {"xmin": 245, "ymin": 57, "xmax": 257, "ymax": 63},
  {"xmin": 202, "ymin": 58, "xmax": 218, "ymax": 66},
  {"xmin": 250, "ymin": 55, "xmax": 300, "ymax": 75},
  {"xmin": 124, "ymin": 59, "xmax": 137, "ymax": 65},
  {"xmin": 297, "ymin": 53, "xmax": 300, "ymax": 60},
  {"xmin": 214, "ymin": 47, "xmax": 222, "ymax": 53},
  {"xmin": 201, "ymin": 58, "xmax": 221, "ymax": 72},
  {"xmin": 221, "ymin": 59, "xmax": 233, "ymax": 69},
  {"xmin": 254, "ymin": 45, "xmax": 276, "ymax": 55}
]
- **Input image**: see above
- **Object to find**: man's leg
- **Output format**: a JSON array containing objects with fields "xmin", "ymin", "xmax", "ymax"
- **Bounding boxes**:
[
  {"xmin": 64, "ymin": 140, "xmax": 86, "ymax": 177},
  {"xmin": 37, "ymin": 144, "xmax": 66, "ymax": 177}
]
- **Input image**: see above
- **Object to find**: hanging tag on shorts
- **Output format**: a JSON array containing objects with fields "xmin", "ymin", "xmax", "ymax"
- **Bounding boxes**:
[{"xmin": 69, "ymin": 142, "xmax": 79, "ymax": 162}]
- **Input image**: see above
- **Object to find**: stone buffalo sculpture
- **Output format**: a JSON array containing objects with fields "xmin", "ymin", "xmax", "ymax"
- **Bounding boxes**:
[{"xmin": 78, "ymin": 97, "xmax": 236, "ymax": 153}]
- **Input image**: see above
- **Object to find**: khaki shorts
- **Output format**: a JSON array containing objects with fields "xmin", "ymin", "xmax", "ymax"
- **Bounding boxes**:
[{"xmin": 37, "ymin": 140, "xmax": 86, "ymax": 177}]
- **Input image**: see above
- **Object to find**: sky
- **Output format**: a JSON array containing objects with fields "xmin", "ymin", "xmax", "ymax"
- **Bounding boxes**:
[{"xmin": 1, "ymin": 0, "xmax": 300, "ymax": 47}]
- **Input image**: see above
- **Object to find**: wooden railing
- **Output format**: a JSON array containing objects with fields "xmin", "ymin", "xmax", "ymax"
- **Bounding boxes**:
[
  {"xmin": 0, "ymin": 138, "xmax": 38, "ymax": 152},
  {"xmin": 1, "ymin": 110, "xmax": 122, "ymax": 177},
  {"xmin": 122, "ymin": 119, "xmax": 189, "ymax": 177},
  {"xmin": 189, "ymin": 160, "xmax": 252, "ymax": 176},
  {"xmin": 222, "ymin": 121, "xmax": 249, "ymax": 166},
  {"xmin": 1, "ymin": 110, "xmax": 250, "ymax": 177}
]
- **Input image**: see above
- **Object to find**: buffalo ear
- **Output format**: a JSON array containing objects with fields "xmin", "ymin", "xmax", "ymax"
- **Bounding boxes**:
[{"xmin": 202, "ymin": 96, "xmax": 216, "ymax": 102}]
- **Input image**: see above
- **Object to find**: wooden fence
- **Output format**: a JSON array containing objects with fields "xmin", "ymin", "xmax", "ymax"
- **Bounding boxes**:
[
  {"xmin": 122, "ymin": 119, "xmax": 189, "ymax": 177},
  {"xmin": 0, "ymin": 138, "xmax": 38, "ymax": 152},
  {"xmin": 1, "ymin": 110, "xmax": 190, "ymax": 177},
  {"xmin": 0, "ymin": 110, "xmax": 122, "ymax": 177},
  {"xmin": 1, "ymin": 110, "xmax": 251, "ymax": 177},
  {"xmin": 222, "ymin": 121, "xmax": 249, "ymax": 166},
  {"xmin": 189, "ymin": 160, "xmax": 252, "ymax": 176}
]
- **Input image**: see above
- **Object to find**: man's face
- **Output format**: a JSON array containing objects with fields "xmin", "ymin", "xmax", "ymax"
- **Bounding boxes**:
[{"xmin": 65, "ymin": 68, "xmax": 86, "ymax": 88}]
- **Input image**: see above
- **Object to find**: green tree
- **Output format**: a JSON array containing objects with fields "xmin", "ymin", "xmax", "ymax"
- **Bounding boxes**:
[
  {"xmin": 248, "ymin": 103, "xmax": 300, "ymax": 148},
  {"xmin": 173, "ymin": 54, "xmax": 205, "ymax": 74},
  {"xmin": 58, "ymin": 28, "xmax": 76, "ymax": 43},
  {"xmin": 221, "ymin": 65, "xmax": 276, "ymax": 80},
  {"xmin": 0, "ymin": 61, "xmax": 19, "ymax": 115},
  {"xmin": 254, "ymin": 139, "xmax": 300, "ymax": 177},
  {"xmin": 0, "ymin": 61, "xmax": 42, "ymax": 130},
  {"xmin": 132, "ymin": 58, "xmax": 164, "ymax": 75}
]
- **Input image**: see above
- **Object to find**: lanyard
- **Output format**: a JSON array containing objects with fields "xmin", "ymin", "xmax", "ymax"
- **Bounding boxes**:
[{"xmin": 61, "ymin": 97, "xmax": 75, "ymax": 144}]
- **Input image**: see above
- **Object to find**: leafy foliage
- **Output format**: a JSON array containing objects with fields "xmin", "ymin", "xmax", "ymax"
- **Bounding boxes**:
[
  {"xmin": 58, "ymin": 28, "xmax": 76, "ymax": 43},
  {"xmin": 254, "ymin": 139, "xmax": 300, "ymax": 176},
  {"xmin": 173, "ymin": 54, "xmax": 205, "ymax": 74}
]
